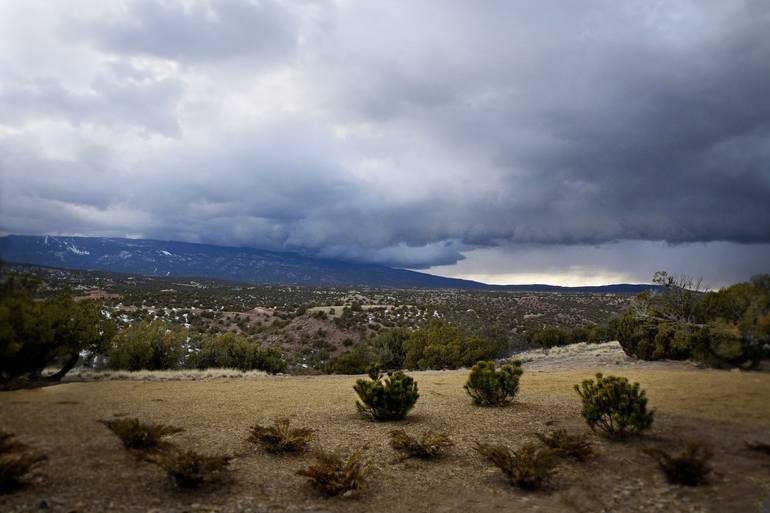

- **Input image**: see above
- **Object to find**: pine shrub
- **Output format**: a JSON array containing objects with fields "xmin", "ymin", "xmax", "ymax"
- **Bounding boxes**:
[
  {"xmin": 99, "ymin": 418, "xmax": 183, "ymax": 449},
  {"xmin": 296, "ymin": 446, "xmax": 373, "ymax": 496},
  {"xmin": 353, "ymin": 363, "xmax": 419, "ymax": 421},
  {"xmin": 535, "ymin": 429, "xmax": 594, "ymax": 462},
  {"xmin": 247, "ymin": 418, "xmax": 314, "ymax": 453},
  {"xmin": 574, "ymin": 373, "xmax": 654, "ymax": 440},
  {"xmin": 149, "ymin": 449, "xmax": 232, "ymax": 488},
  {"xmin": 464, "ymin": 360, "xmax": 523, "ymax": 406},
  {"xmin": 644, "ymin": 443, "xmax": 712, "ymax": 486},
  {"xmin": 389, "ymin": 429, "xmax": 452, "ymax": 460},
  {"xmin": 475, "ymin": 442, "xmax": 557, "ymax": 490}
]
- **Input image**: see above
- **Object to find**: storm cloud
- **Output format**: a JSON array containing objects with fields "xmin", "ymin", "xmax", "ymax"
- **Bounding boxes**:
[{"xmin": 1, "ymin": 0, "xmax": 768, "ymax": 285}]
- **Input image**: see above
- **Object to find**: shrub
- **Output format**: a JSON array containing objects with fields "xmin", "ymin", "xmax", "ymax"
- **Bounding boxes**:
[
  {"xmin": 149, "ymin": 449, "xmax": 232, "ymax": 488},
  {"xmin": 247, "ymin": 418, "xmax": 314, "ymax": 453},
  {"xmin": 531, "ymin": 326, "xmax": 571, "ymax": 348},
  {"xmin": 475, "ymin": 442, "xmax": 557, "ymax": 490},
  {"xmin": 0, "ymin": 431, "xmax": 25, "ymax": 455},
  {"xmin": 0, "ymin": 431, "xmax": 46, "ymax": 494},
  {"xmin": 535, "ymin": 429, "xmax": 594, "ymax": 462},
  {"xmin": 99, "ymin": 418, "xmax": 183, "ymax": 449},
  {"xmin": 108, "ymin": 321, "xmax": 186, "ymax": 371},
  {"xmin": 745, "ymin": 440, "xmax": 770, "ymax": 456},
  {"xmin": 389, "ymin": 429, "xmax": 452, "ymax": 460},
  {"xmin": 0, "ymin": 452, "xmax": 47, "ymax": 493},
  {"xmin": 644, "ymin": 443, "xmax": 712, "ymax": 486},
  {"xmin": 296, "ymin": 446, "xmax": 373, "ymax": 496},
  {"xmin": 353, "ymin": 363, "xmax": 419, "ymax": 420},
  {"xmin": 575, "ymin": 373, "xmax": 654, "ymax": 440},
  {"xmin": 403, "ymin": 320, "xmax": 496, "ymax": 370},
  {"xmin": 464, "ymin": 360, "xmax": 523, "ymax": 406}
]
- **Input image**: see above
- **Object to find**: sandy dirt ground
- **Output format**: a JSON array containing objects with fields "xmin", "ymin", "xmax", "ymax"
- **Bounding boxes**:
[{"xmin": 1, "ymin": 363, "xmax": 770, "ymax": 513}]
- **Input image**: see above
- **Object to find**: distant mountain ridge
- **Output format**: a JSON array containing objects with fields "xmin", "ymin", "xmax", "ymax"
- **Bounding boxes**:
[{"xmin": 0, "ymin": 235, "xmax": 657, "ymax": 293}]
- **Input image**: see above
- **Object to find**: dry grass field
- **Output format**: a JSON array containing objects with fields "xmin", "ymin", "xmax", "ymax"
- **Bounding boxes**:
[{"xmin": 1, "ymin": 367, "xmax": 769, "ymax": 513}]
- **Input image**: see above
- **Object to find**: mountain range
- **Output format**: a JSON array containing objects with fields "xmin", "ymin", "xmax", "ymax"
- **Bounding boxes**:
[{"xmin": 0, "ymin": 235, "xmax": 657, "ymax": 293}]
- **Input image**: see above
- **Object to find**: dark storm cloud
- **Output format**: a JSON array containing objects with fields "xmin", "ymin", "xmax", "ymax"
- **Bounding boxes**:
[{"xmin": 0, "ymin": 0, "xmax": 769, "ymax": 279}]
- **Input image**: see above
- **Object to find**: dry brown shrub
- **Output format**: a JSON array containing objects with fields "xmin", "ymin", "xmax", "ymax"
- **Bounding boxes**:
[
  {"xmin": 99, "ymin": 418, "xmax": 183, "ymax": 449},
  {"xmin": 644, "ymin": 443, "xmax": 712, "ymax": 486},
  {"xmin": 247, "ymin": 418, "xmax": 314, "ymax": 453},
  {"xmin": 0, "ymin": 431, "xmax": 26, "ymax": 455},
  {"xmin": 0, "ymin": 431, "xmax": 46, "ymax": 494},
  {"xmin": 475, "ymin": 442, "xmax": 558, "ymax": 490},
  {"xmin": 745, "ymin": 440, "xmax": 770, "ymax": 456},
  {"xmin": 296, "ymin": 446, "xmax": 373, "ymax": 496},
  {"xmin": 148, "ymin": 449, "xmax": 232, "ymax": 488},
  {"xmin": 389, "ymin": 429, "xmax": 452, "ymax": 460},
  {"xmin": 535, "ymin": 429, "xmax": 594, "ymax": 462}
]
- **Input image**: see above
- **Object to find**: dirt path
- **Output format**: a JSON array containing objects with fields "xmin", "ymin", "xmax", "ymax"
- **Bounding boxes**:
[{"xmin": 1, "ymin": 366, "xmax": 769, "ymax": 513}]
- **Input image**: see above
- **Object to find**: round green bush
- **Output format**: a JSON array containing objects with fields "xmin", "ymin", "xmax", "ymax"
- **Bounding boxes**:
[
  {"xmin": 353, "ymin": 364, "xmax": 419, "ymax": 420},
  {"xmin": 574, "ymin": 373, "xmax": 654, "ymax": 440},
  {"xmin": 464, "ymin": 360, "xmax": 523, "ymax": 406}
]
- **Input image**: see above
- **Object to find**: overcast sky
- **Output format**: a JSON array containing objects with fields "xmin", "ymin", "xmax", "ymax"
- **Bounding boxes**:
[{"xmin": 1, "ymin": 0, "xmax": 768, "ymax": 287}]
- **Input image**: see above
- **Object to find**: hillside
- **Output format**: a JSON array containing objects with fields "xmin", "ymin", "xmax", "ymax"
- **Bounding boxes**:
[{"xmin": 0, "ymin": 235, "xmax": 657, "ymax": 293}]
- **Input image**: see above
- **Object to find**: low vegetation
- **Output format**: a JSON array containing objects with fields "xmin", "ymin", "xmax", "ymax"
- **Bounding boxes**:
[
  {"xmin": 148, "ymin": 449, "xmax": 232, "ymax": 488},
  {"xmin": 744, "ymin": 440, "xmax": 770, "ymax": 456},
  {"xmin": 354, "ymin": 364, "xmax": 419, "ymax": 421},
  {"xmin": 575, "ymin": 373, "xmax": 654, "ymax": 440},
  {"xmin": 644, "ymin": 443, "xmax": 712, "ymax": 486},
  {"xmin": 616, "ymin": 273, "xmax": 769, "ymax": 368},
  {"xmin": 0, "ymin": 431, "xmax": 46, "ymax": 494},
  {"xmin": 296, "ymin": 446, "xmax": 374, "ymax": 496},
  {"xmin": 99, "ymin": 418, "xmax": 183, "ymax": 449},
  {"xmin": 247, "ymin": 418, "xmax": 314, "ymax": 453},
  {"xmin": 464, "ymin": 359, "xmax": 523, "ymax": 406},
  {"xmin": 389, "ymin": 429, "xmax": 452, "ymax": 460},
  {"xmin": 535, "ymin": 429, "xmax": 594, "ymax": 462},
  {"xmin": 475, "ymin": 442, "xmax": 558, "ymax": 490}
]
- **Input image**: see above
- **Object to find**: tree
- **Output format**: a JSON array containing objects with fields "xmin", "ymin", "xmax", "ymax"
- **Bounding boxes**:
[{"xmin": 0, "ymin": 275, "xmax": 115, "ymax": 385}]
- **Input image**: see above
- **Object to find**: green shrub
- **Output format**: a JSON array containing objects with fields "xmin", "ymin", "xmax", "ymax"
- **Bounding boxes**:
[
  {"xmin": 403, "ymin": 320, "xmax": 495, "ymax": 370},
  {"xmin": 247, "ymin": 418, "xmax": 314, "ymax": 453},
  {"xmin": 296, "ymin": 446, "xmax": 373, "ymax": 496},
  {"xmin": 389, "ymin": 429, "xmax": 452, "ymax": 460},
  {"xmin": 644, "ymin": 443, "xmax": 712, "ymax": 486},
  {"xmin": 107, "ymin": 321, "xmax": 186, "ymax": 371},
  {"xmin": 99, "ymin": 418, "xmax": 183, "ymax": 449},
  {"xmin": 615, "ymin": 273, "xmax": 770, "ymax": 368},
  {"xmin": 327, "ymin": 346, "xmax": 372, "ymax": 374},
  {"xmin": 464, "ymin": 359, "xmax": 523, "ymax": 406},
  {"xmin": 149, "ymin": 449, "xmax": 232, "ymax": 488},
  {"xmin": 535, "ymin": 429, "xmax": 594, "ymax": 462},
  {"xmin": 192, "ymin": 332, "xmax": 253, "ymax": 370},
  {"xmin": 353, "ymin": 363, "xmax": 419, "ymax": 420},
  {"xmin": 574, "ymin": 373, "xmax": 654, "ymax": 440},
  {"xmin": 475, "ymin": 442, "xmax": 557, "ymax": 490}
]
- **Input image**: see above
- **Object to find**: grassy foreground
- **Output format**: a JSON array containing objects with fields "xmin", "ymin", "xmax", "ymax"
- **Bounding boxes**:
[{"xmin": 1, "ymin": 368, "xmax": 769, "ymax": 513}]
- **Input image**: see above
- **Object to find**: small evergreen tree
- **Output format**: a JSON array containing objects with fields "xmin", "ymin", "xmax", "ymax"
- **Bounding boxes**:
[
  {"xmin": 575, "ymin": 373, "xmax": 654, "ymax": 439},
  {"xmin": 353, "ymin": 363, "xmax": 419, "ymax": 420},
  {"xmin": 464, "ymin": 360, "xmax": 523, "ymax": 406}
]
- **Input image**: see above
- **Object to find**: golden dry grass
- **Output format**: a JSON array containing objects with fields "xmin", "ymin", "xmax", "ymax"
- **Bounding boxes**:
[{"xmin": 1, "ymin": 367, "xmax": 769, "ymax": 512}]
